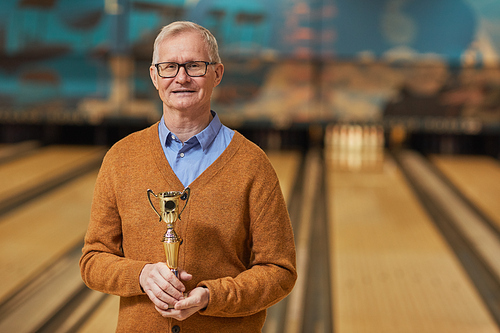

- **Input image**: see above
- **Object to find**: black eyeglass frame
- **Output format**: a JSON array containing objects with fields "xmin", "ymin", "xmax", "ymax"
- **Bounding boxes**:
[{"xmin": 154, "ymin": 61, "xmax": 218, "ymax": 78}]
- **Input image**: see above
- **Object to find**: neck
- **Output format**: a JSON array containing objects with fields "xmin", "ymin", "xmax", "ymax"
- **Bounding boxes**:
[{"xmin": 163, "ymin": 109, "xmax": 213, "ymax": 143}]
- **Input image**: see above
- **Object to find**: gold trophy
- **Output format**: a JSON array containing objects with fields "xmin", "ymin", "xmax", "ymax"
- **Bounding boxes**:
[{"xmin": 147, "ymin": 188, "xmax": 190, "ymax": 278}]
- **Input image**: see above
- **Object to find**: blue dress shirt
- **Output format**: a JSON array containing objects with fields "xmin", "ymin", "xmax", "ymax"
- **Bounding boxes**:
[{"xmin": 158, "ymin": 111, "xmax": 234, "ymax": 187}]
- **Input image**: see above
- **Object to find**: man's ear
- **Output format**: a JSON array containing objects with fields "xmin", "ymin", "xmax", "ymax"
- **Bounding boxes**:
[
  {"xmin": 213, "ymin": 63, "xmax": 224, "ymax": 87},
  {"xmin": 150, "ymin": 65, "xmax": 159, "ymax": 90}
]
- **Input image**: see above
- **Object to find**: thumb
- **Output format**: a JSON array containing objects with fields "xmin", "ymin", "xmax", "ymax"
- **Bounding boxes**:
[{"xmin": 178, "ymin": 269, "xmax": 193, "ymax": 281}]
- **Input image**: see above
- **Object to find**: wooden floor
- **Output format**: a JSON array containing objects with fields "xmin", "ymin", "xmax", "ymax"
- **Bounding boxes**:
[
  {"xmin": 0, "ymin": 144, "xmax": 106, "ymax": 303},
  {"xmin": 0, "ymin": 145, "xmax": 105, "ymax": 215},
  {"xmin": 0, "ymin": 171, "xmax": 98, "ymax": 301},
  {"xmin": 431, "ymin": 155, "xmax": 500, "ymax": 231},
  {"xmin": 77, "ymin": 293, "xmax": 120, "ymax": 333},
  {"xmin": 0, "ymin": 144, "xmax": 106, "ymax": 332},
  {"xmin": 2, "ymin": 143, "xmax": 500, "ymax": 333},
  {"xmin": 327, "ymin": 154, "xmax": 499, "ymax": 333},
  {"xmin": 0, "ymin": 145, "xmax": 104, "ymax": 202},
  {"xmin": 0, "ymin": 141, "xmax": 40, "ymax": 164}
]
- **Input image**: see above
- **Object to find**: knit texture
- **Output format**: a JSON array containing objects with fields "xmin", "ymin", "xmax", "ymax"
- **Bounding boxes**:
[{"xmin": 80, "ymin": 122, "xmax": 297, "ymax": 332}]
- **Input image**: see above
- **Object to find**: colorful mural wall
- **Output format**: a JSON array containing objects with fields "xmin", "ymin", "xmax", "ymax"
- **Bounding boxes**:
[{"xmin": 0, "ymin": 0, "xmax": 499, "ymax": 131}]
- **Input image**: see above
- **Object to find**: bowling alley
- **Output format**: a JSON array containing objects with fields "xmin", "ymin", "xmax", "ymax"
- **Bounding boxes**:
[{"xmin": 1, "ymin": 0, "xmax": 500, "ymax": 332}]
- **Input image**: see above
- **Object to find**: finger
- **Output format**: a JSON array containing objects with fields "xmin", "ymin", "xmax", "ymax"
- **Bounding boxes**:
[
  {"xmin": 178, "ymin": 269, "xmax": 193, "ymax": 282},
  {"xmin": 141, "ymin": 263, "xmax": 174, "ymax": 290},
  {"xmin": 146, "ymin": 285, "xmax": 178, "ymax": 310},
  {"xmin": 155, "ymin": 305, "xmax": 174, "ymax": 318},
  {"xmin": 174, "ymin": 291, "xmax": 202, "ymax": 310},
  {"xmin": 146, "ymin": 290, "xmax": 170, "ymax": 310},
  {"xmin": 157, "ymin": 265, "xmax": 186, "ymax": 294},
  {"xmin": 157, "ymin": 306, "xmax": 198, "ymax": 322},
  {"xmin": 174, "ymin": 298, "xmax": 196, "ymax": 310},
  {"xmin": 155, "ymin": 278, "xmax": 185, "ymax": 301}
]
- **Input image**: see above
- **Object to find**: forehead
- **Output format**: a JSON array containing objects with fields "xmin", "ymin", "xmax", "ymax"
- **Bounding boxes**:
[{"xmin": 157, "ymin": 31, "xmax": 209, "ymax": 62}]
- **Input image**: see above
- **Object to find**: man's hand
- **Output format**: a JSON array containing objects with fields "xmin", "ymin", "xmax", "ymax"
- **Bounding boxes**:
[
  {"xmin": 155, "ymin": 287, "xmax": 210, "ymax": 321},
  {"xmin": 139, "ymin": 263, "xmax": 192, "ymax": 311}
]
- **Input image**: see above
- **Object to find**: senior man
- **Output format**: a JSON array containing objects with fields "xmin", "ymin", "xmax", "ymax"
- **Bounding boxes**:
[{"xmin": 80, "ymin": 21, "xmax": 297, "ymax": 332}]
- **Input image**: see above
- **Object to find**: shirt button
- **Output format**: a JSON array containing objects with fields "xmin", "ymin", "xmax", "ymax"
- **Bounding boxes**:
[
  {"xmin": 172, "ymin": 325, "xmax": 180, "ymax": 333},
  {"xmin": 179, "ymin": 153, "xmax": 185, "ymax": 158},
  {"xmin": 171, "ymin": 135, "xmax": 176, "ymax": 140}
]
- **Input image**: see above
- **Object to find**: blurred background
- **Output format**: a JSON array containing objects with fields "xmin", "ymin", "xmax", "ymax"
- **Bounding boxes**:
[
  {"xmin": 1, "ymin": 0, "xmax": 500, "ymax": 332},
  {"xmin": 0, "ymin": 0, "xmax": 499, "ymax": 151}
]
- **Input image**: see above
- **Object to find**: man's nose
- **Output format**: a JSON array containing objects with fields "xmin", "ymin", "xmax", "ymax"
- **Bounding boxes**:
[{"xmin": 175, "ymin": 66, "xmax": 191, "ymax": 83}]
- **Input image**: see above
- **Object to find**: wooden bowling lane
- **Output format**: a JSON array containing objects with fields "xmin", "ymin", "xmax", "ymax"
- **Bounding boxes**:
[
  {"xmin": 285, "ymin": 148, "xmax": 333, "ymax": 333},
  {"xmin": 0, "ymin": 171, "xmax": 99, "ymax": 332},
  {"xmin": 75, "ymin": 149, "xmax": 304, "ymax": 333},
  {"xmin": 266, "ymin": 149, "xmax": 303, "ymax": 201},
  {"xmin": 77, "ymin": 295, "xmax": 120, "ymax": 333},
  {"xmin": 398, "ymin": 150, "xmax": 500, "ymax": 320},
  {"xmin": 0, "ymin": 145, "xmax": 106, "ymax": 215},
  {"xmin": 430, "ymin": 154, "xmax": 500, "ymax": 232},
  {"xmin": 327, "ymin": 153, "xmax": 499, "ymax": 332},
  {"xmin": 0, "ymin": 140, "xmax": 40, "ymax": 164}
]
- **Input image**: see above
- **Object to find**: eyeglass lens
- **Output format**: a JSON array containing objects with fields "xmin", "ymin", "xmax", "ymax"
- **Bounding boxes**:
[{"xmin": 157, "ymin": 62, "xmax": 208, "ymax": 78}]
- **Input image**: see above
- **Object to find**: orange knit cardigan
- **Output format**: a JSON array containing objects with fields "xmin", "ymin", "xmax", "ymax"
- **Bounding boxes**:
[{"xmin": 80, "ymin": 122, "xmax": 297, "ymax": 332}]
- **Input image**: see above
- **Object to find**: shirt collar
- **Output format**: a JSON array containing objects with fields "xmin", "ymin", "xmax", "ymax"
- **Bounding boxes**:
[{"xmin": 159, "ymin": 110, "xmax": 222, "ymax": 152}]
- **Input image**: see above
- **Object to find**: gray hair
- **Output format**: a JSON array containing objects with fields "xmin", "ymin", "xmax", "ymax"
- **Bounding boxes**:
[{"xmin": 152, "ymin": 21, "xmax": 221, "ymax": 64}]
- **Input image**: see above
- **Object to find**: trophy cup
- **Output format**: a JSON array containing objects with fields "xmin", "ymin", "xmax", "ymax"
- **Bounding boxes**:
[{"xmin": 147, "ymin": 188, "xmax": 190, "ymax": 278}]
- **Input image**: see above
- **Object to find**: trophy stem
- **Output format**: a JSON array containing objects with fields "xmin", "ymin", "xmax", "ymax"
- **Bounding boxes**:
[{"xmin": 162, "ymin": 227, "xmax": 181, "ymax": 278}]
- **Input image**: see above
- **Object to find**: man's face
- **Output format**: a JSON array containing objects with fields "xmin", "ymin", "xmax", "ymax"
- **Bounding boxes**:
[{"xmin": 150, "ymin": 31, "xmax": 224, "ymax": 115}]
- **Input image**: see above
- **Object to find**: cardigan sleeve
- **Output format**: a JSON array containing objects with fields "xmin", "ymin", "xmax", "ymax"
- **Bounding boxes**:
[
  {"xmin": 79, "ymin": 151, "xmax": 148, "ymax": 297},
  {"xmin": 197, "ymin": 181, "xmax": 297, "ymax": 317}
]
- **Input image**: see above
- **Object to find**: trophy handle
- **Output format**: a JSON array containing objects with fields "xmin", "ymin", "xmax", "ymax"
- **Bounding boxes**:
[
  {"xmin": 179, "ymin": 187, "xmax": 190, "ymax": 219},
  {"xmin": 147, "ymin": 189, "xmax": 161, "ymax": 220}
]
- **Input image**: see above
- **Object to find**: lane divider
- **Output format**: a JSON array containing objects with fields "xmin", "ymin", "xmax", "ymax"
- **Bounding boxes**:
[{"xmin": 284, "ymin": 148, "xmax": 322, "ymax": 333}]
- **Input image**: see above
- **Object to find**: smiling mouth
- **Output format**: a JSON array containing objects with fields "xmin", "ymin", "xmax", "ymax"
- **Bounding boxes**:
[{"xmin": 173, "ymin": 90, "xmax": 196, "ymax": 94}]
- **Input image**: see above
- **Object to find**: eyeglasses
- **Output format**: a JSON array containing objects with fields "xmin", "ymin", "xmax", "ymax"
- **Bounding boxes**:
[{"xmin": 154, "ymin": 61, "xmax": 218, "ymax": 78}]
